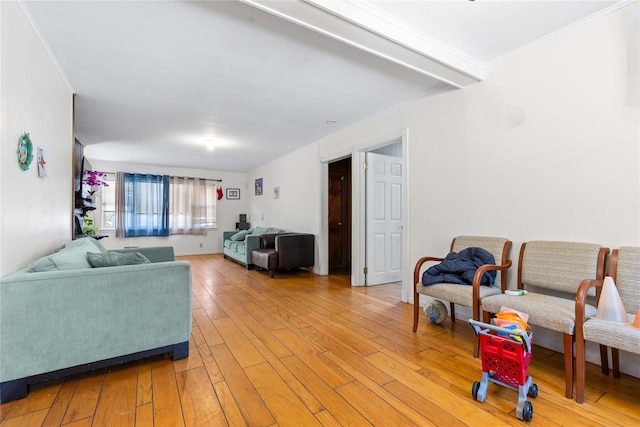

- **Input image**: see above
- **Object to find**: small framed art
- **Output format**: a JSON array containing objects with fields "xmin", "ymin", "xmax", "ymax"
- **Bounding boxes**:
[
  {"xmin": 226, "ymin": 188, "xmax": 240, "ymax": 200},
  {"xmin": 255, "ymin": 178, "xmax": 263, "ymax": 196}
]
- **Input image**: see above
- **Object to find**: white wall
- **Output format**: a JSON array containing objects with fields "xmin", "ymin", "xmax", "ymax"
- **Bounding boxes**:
[
  {"xmin": 0, "ymin": 2, "xmax": 74, "ymax": 275},
  {"xmin": 255, "ymin": 5, "xmax": 640, "ymax": 375},
  {"xmin": 317, "ymin": 4, "xmax": 639, "ymax": 287},
  {"xmin": 89, "ymin": 159, "xmax": 249, "ymax": 255},
  {"xmin": 248, "ymin": 142, "xmax": 323, "ymax": 271}
]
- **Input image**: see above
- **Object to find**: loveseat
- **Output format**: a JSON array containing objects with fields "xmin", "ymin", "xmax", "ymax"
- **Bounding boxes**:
[
  {"xmin": 222, "ymin": 227, "xmax": 284, "ymax": 269},
  {"xmin": 0, "ymin": 238, "xmax": 192, "ymax": 403}
]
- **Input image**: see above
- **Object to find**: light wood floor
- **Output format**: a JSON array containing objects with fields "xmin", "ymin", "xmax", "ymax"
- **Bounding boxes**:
[{"xmin": 1, "ymin": 254, "xmax": 638, "ymax": 426}]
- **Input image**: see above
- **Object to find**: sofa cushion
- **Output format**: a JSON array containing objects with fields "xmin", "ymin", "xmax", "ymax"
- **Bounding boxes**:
[
  {"xmin": 87, "ymin": 251, "xmax": 151, "ymax": 268},
  {"xmin": 29, "ymin": 238, "xmax": 97, "ymax": 272},
  {"xmin": 228, "ymin": 242, "xmax": 245, "ymax": 254},
  {"xmin": 230, "ymin": 230, "xmax": 251, "ymax": 241}
]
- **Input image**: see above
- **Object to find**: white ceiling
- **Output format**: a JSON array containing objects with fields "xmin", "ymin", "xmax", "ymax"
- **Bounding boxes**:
[{"xmin": 23, "ymin": 0, "xmax": 627, "ymax": 172}]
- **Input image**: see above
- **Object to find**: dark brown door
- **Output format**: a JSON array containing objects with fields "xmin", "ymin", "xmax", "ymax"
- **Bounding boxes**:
[{"xmin": 328, "ymin": 157, "xmax": 352, "ymax": 274}]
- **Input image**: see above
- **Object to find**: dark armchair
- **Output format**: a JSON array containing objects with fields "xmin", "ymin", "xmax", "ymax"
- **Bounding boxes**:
[{"xmin": 251, "ymin": 233, "xmax": 315, "ymax": 278}]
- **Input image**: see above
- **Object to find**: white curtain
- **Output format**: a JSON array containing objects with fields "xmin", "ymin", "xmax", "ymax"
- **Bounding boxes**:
[
  {"xmin": 115, "ymin": 172, "xmax": 125, "ymax": 238},
  {"xmin": 169, "ymin": 176, "xmax": 207, "ymax": 235}
]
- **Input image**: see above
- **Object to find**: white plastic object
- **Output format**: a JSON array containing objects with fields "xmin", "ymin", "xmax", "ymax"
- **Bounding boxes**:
[{"xmin": 595, "ymin": 276, "xmax": 629, "ymax": 323}]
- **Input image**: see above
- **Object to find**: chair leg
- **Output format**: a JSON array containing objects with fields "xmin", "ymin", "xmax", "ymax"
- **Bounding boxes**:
[
  {"xmin": 612, "ymin": 348, "xmax": 621, "ymax": 379},
  {"xmin": 413, "ymin": 293, "xmax": 420, "ymax": 332},
  {"xmin": 449, "ymin": 303, "xmax": 456, "ymax": 323},
  {"xmin": 575, "ymin": 335, "xmax": 586, "ymax": 403},
  {"xmin": 563, "ymin": 334, "xmax": 574, "ymax": 399},
  {"xmin": 599, "ymin": 344, "xmax": 609, "ymax": 375},
  {"xmin": 482, "ymin": 310, "xmax": 491, "ymax": 324}
]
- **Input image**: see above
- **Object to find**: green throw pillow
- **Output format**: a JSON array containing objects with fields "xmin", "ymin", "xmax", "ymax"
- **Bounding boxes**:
[
  {"xmin": 86, "ymin": 251, "xmax": 151, "ymax": 268},
  {"xmin": 29, "ymin": 238, "xmax": 96, "ymax": 272},
  {"xmin": 230, "ymin": 230, "xmax": 251, "ymax": 241}
]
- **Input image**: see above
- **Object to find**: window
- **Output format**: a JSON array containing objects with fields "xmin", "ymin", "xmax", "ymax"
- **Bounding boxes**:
[
  {"xmin": 122, "ymin": 173, "xmax": 170, "ymax": 237},
  {"xmin": 205, "ymin": 182, "xmax": 217, "ymax": 228},
  {"xmin": 103, "ymin": 173, "xmax": 217, "ymax": 234},
  {"xmin": 168, "ymin": 177, "xmax": 213, "ymax": 235},
  {"xmin": 101, "ymin": 175, "xmax": 116, "ymax": 230}
]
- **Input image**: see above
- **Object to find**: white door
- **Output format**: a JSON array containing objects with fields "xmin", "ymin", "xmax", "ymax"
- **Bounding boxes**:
[{"xmin": 365, "ymin": 152, "xmax": 403, "ymax": 285}]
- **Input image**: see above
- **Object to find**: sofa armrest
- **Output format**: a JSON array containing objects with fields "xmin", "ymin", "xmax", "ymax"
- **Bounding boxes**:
[
  {"xmin": 222, "ymin": 231, "xmax": 237, "ymax": 243},
  {"xmin": 276, "ymin": 233, "xmax": 315, "ymax": 270},
  {"xmin": 110, "ymin": 246, "xmax": 175, "ymax": 263},
  {"xmin": 245, "ymin": 235, "xmax": 264, "ymax": 265}
]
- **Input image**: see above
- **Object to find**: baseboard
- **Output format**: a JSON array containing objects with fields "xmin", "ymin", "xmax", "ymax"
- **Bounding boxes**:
[{"xmin": 0, "ymin": 341, "xmax": 189, "ymax": 403}]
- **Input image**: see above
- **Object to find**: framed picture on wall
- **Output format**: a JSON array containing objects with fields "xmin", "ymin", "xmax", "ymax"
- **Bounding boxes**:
[
  {"xmin": 37, "ymin": 147, "xmax": 48, "ymax": 177},
  {"xmin": 226, "ymin": 188, "xmax": 240, "ymax": 200},
  {"xmin": 255, "ymin": 178, "xmax": 263, "ymax": 196}
]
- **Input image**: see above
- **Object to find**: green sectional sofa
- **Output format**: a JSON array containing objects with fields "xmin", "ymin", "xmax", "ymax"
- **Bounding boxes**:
[
  {"xmin": 222, "ymin": 226, "xmax": 284, "ymax": 269},
  {"xmin": 0, "ymin": 238, "xmax": 192, "ymax": 403}
]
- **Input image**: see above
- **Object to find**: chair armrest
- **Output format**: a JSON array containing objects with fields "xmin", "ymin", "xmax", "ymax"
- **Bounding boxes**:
[
  {"xmin": 575, "ymin": 279, "xmax": 603, "ymax": 337},
  {"xmin": 413, "ymin": 256, "xmax": 445, "ymax": 290},
  {"xmin": 246, "ymin": 235, "xmax": 264, "ymax": 264},
  {"xmin": 471, "ymin": 261, "xmax": 512, "ymax": 321},
  {"xmin": 474, "ymin": 261, "xmax": 513, "ymax": 293}
]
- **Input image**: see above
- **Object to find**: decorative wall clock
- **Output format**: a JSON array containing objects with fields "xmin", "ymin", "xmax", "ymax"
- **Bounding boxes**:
[{"xmin": 17, "ymin": 132, "xmax": 33, "ymax": 171}]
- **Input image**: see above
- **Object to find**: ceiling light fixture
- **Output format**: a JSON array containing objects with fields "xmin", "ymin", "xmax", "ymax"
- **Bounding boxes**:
[
  {"xmin": 326, "ymin": 120, "xmax": 337, "ymax": 125},
  {"xmin": 207, "ymin": 140, "xmax": 215, "ymax": 151}
]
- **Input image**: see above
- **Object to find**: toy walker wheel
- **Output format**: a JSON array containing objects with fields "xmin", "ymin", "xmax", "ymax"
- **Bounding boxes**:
[
  {"xmin": 522, "ymin": 401, "xmax": 533, "ymax": 421},
  {"xmin": 528, "ymin": 383, "xmax": 538, "ymax": 398},
  {"xmin": 472, "ymin": 381, "xmax": 480, "ymax": 401},
  {"xmin": 517, "ymin": 400, "xmax": 534, "ymax": 421}
]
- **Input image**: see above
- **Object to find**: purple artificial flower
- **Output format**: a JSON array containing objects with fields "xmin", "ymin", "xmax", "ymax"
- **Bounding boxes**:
[{"xmin": 83, "ymin": 170, "xmax": 109, "ymax": 187}]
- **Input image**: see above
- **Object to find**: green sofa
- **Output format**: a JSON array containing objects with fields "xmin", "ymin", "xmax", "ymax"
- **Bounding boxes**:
[
  {"xmin": 222, "ymin": 226, "xmax": 284, "ymax": 269},
  {"xmin": 0, "ymin": 238, "xmax": 192, "ymax": 403}
]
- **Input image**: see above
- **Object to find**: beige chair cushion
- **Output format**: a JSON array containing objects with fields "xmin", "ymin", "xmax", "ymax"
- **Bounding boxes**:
[
  {"xmin": 482, "ymin": 293, "xmax": 597, "ymax": 335},
  {"xmin": 417, "ymin": 282, "xmax": 501, "ymax": 307},
  {"xmin": 583, "ymin": 313, "xmax": 639, "ymax": 354}
]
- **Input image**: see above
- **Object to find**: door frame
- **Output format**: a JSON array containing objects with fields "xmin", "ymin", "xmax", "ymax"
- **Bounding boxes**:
[{"xmin": 320, "ymin": 128, "xmax": 411, "ymax": 301}]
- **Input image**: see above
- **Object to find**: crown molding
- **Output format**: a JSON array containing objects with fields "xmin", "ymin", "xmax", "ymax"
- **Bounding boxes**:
[
  {"xmin": 486, "ymin": 0, "xmax": 637, "ymax": 67},
  {"xmin": 307, "ymin": 0, "xmax": 485, "ymax": 78},
  {"xmin": 239, "ymin": 0, "xmax": 483, "ymax": 88},
  {"xmin": 18, "ymin": 1, "xmax": 74, "ymax": 93}
]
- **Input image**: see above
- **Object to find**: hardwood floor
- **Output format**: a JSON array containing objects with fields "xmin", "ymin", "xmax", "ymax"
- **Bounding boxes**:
[{"xmin": 1, "ymin": 254, "xmax": 638, "ymax": 426}]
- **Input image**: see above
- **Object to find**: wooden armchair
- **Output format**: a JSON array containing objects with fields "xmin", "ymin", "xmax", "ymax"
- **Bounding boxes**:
[
  {"xmin": 481, "ymin": 241, "xmax": 608, "ymax": 399},
  {"xmin": 575, "ymin": 246, "xmax": 640, "ymax": 403},
  {"xmin": 413, "ymin": 236, "xmax": 512, "ymax": 357}
]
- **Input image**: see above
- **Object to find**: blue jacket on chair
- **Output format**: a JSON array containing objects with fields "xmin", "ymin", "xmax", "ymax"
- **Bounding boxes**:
[{"xmin": 422, "ymin": 247, "xmax": 496, "ymax": 286}]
